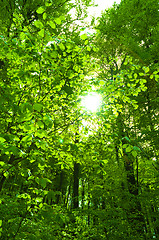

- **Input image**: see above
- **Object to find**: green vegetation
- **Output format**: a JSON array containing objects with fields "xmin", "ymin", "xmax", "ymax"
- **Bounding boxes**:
[{"xmin": 0, "ymin": 0, "xmax": 158, "ymax": 239}]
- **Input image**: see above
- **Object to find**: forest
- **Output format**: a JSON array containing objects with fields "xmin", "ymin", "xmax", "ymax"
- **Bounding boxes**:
[{"xmin": 0, "ymin": 0, "xmax": 159, "ymax": 239}]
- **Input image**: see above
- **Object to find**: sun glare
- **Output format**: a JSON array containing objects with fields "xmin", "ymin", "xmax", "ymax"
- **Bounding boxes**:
[{"xmin": 81, "ymin": 93, "xmax": 101, "ymax": 112}]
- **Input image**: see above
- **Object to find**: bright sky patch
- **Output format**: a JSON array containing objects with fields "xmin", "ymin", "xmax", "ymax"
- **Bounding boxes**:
[{"xmin": 81, "ymin": 93, "xmax": 101, "ymax": 112}]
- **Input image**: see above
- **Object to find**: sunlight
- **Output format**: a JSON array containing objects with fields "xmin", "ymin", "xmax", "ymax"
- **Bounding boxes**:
[{"xmin": 81, "ymin": 93, "xmax": 102, "ymax": 112}]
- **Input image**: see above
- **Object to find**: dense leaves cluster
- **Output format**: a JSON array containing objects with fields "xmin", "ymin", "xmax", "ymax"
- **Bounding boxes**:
[{"xmin": 0, "ymin": 0, "xmax": 159, "ymax": 239}]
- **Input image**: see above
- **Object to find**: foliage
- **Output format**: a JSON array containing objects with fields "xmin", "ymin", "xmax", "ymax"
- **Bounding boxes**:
[{"xmin": 0, "ymin": 0, "xmax": 159, "ymax": 239}]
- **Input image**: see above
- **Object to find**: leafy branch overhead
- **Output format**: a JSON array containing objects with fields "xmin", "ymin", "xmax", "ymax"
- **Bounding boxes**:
[{"xmin": 0, "ymin": 0, "xmax": 159, "ymax": 239}]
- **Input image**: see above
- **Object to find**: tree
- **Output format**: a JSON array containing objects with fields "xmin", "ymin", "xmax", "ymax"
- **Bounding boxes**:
[
  {"xmin": 0, "ymin": 0, "xmax": 96, "ymax": 238},
  {"xmin": 0, "ymin": 0, "xmax": 159, "ymax": 239},
  {"xmin": 94, "ymin": 0, "xmax": 159, "ymax": 238}
]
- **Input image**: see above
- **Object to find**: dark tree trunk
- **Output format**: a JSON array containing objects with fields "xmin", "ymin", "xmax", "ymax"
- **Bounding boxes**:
[
  {"xmin": 117, "ymin": 113, "xmax": 146, "ymax": 237},
  {"xmin": 0, "ymin": 175, "xmax": 6, "ymax": 192},
  {"xmin": 81, "ymin": 178, "xmax": 85, "ymax": 209},
  {"xmin": 123, "ymin": 152, "xmax": 146, "ymax": 236},
  {"xmin": 73, "ymin": 162, "xmax": 80, "ymax": 209},
  {"xmin": 56, "ymin": 170, "xmax": 64, "ymax": 204}
]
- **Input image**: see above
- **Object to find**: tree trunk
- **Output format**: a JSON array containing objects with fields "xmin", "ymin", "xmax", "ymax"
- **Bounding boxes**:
[
  {"xmin": 117, "ymin": 113, "xmax": 146, "ymax": 237},
  {"xmin": 73, "ymin": 162, "xmax": 80, "ymax": 209}
]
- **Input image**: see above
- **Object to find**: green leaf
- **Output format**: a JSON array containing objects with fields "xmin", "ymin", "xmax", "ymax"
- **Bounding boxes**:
[
  {"xmin": 43, "ymin": 12, "xmax": 47, "ymax": 20},
  {"xmin": 38, "ymin": 29, "xmax": 45, "ymax": 37},
  {"xmin": 80, "ymin": 34, "xmax": 87, "ymax": 40},
  {"xmin": 36, "ymin": 7, "xmax": 45, "ymax": 14},
  {"xmin": 21, "ymin": 103, "xmax": 32, "ymax": 112},
  {"xmin": 132, "ymin": 150, "xmax": 137, "ymax": 157},
  {"xmin": 33, "ymin": 103, "xmax": 43, "ymax": 112},
  {"xmin": 36, "ymin": 197, "xmax": 43, "ymax": 203},
  {"xmin": 52, "ymin": 51, "xmax": 58, "ymax": 58},
  {"xmin": 35, "ymin": 130, "xmax": 46, "ymax": 138},
  {"xmin": 48, "ymin": 21, "xmax": 56, "ymax": 29},
  {"xmin": 87, "ymin": 46, "xmax": 91, "ymax": 51},
  {"xmin": 43, "ymin": 115, "xmax": 53, "ymax": 128},
  {"xmin": 34, "ymin": 20, "xmax": 44, "ymax": 29},
  {"xmin": 39, "ymin": 203, "xmax": 43, "ymax": 208},
  {"xmin": 144, "ymin": 66, "xmax": 149, "ymax": 73},
  {"xmin": 24, "ymin": 124, "xmax": 31, "ymax": 131},
  {"xmin": 7, "ymin": 146, "xmax": 19, "ymax": 155},
  {"xmin": 74, "ymin": 46, "xmax": 80, "ymax": 52},
  {"xmin": 0, "ymin": 220, "xmax": 2, "ymax": 227},
  {"xmin": 123, "ymin": 144, "xmax": 128, "ymax": 148},
  {"xmin": 20, "ymin": 32, "xmax": 26, "ymax": 40},
  {"xmin": 54, "ymin": 18, "xmax": 61, "ymax": 25},
  {"xmin": 4, "ymin": 172, "xmax": 9, "ymax": 178},
  {"xmin": 0, "ymin": 161, "xmax": 5, "ymax": 166},
  {"xmin": 133, "ymin": 146, "xmax": 141, "ymax": 151},
  {"xmin": 123, "ymin": 136, "xmax": 131, "ymax": 142},
  {"xmin": 37, "ymin": 121, "xmax": 44, "ymax": 129},
  {"xmin": 0, "ymin": 137, "xmax": 6, "ymax": 143},
  {"xmin": 59, "ymin": 43, "xmax": 65, "ymax": 51},
  {"xmin": 126, "ymin": 146, "xmax": 132, "ymax": 152},
  {"xmin": 45, "ymin": 2, "xmax": 52, "ymax": 6},
  {"xmin": 21, "ymin": 135, "xmax": 32, "ymax": 143},
  {"xmin": 13, "ymin": 135, "xmax": 20, "ymax": 141},
  {"xmin": 99, "ymin": 80, "xmax": 105, "ymax": 86},
  {"xmin": 93, "ymin": 47, "xmax": 98, "ymax": 52},
  {"xmin": 37, "ymin": 140, "xmax": 48, "ymax": 150}
]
